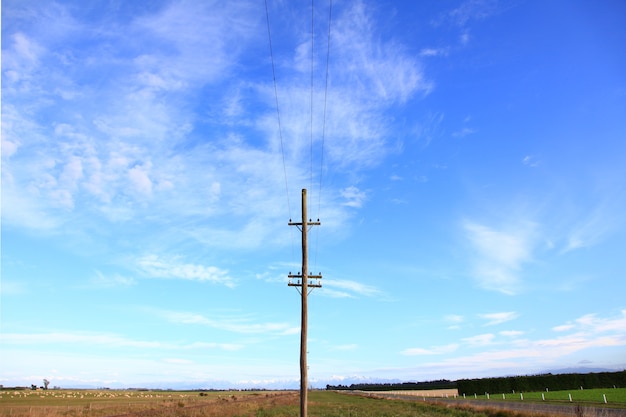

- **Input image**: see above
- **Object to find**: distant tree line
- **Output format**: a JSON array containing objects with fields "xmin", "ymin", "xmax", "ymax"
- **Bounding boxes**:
[
  {"xmin": 456, "ymin": 371, "xmax": 626, "ymax": 395},
  {"xmin": 326, "ymin": 379, "xmax": 456, "ymax": 391},
  {"xmin": 325, "ymin": 371, "xmax": 626, "ymax": 393}
]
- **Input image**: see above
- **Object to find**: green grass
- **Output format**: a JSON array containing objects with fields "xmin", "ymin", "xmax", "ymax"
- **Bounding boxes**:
[{"xmin": 460, "ymin": 387, "xmax": 626, "ymax": 405}]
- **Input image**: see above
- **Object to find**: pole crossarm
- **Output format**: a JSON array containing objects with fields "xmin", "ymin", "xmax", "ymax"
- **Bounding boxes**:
[
  {"xmin": 288, "ymin": 273, "xmax": 322, "ymax": 288},
  {"xmin": 288, "ymin": 220, "xmax": 321, "ymax": 226}
]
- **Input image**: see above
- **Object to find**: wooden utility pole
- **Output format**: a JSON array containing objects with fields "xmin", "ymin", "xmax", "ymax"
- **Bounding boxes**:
[{"xmin": 288, "ymin": 188, "xmax": 321, "ymax": 417}]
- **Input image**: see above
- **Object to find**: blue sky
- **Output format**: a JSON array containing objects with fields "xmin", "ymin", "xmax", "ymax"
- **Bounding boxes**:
[{"xmin": 2, "ymin": 0, "xmax": 626, "ymax": 389}]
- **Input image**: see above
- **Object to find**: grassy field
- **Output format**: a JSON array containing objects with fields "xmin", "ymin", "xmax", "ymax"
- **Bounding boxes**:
[
  {"xmin": 457, "ymin": 387, "xmax": 626, "ymax": 405},
  {"xmin": 0, "ymin": 389, "xmax": 578, "ymax": 417},
  {"xmin": 0, "ymin": 389, "xmax": 284, "ymax": 416}
]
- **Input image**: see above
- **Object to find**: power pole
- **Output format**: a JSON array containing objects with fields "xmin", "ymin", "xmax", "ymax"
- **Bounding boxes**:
[{"xmin": 288, "ymin": 188, "xmax": 321, "ymax": 417}]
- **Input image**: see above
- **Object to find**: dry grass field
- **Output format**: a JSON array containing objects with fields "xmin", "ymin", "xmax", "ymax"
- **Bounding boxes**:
[{"xmin": 0, "ymin": 389, "xmax": 295, "ymax": 417}]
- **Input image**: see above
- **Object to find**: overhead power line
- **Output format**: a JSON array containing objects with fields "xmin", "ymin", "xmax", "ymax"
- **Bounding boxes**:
[{"xmin": 264, "ymin": 0, "xmax": 292, "ymax": 221}]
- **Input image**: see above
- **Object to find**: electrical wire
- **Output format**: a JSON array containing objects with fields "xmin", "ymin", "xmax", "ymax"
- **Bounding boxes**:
[
  {"xmin": 313, "ymin": 0, "xmax": 332, "ymax": 271},
  {"xmin": 264, "ymin": 0, "xmax": 292, "ymax": 221},
  {"xmin": 309, "ymin": 0, "xmax": 315, "ymax": 208},
  {"xmin": 265, "ymin": 0, "xmax": 296, "ymax": 263},
  {"xmin": 317, "ymin": 0, "xmax": 332, "ymax": 219}
]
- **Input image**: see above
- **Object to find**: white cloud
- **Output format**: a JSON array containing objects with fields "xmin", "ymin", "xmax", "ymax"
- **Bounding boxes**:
[
  {"xmin": 2, "ymin": 331, "xmax": 242, "ymax": 352},
  {"xmin": 500, "ymin": 330, "xmax": 524, "ymax": 337},
  {"xmin": 332, "ymin": 2, "xmax": 432, "ymax": 103},
  {"xmin": 402, "ymin": 343, "xmax": 459, "ymax": 356},
  {"xmin": 561, "ymin": 203, "xmax": 622, "ymax": 253},
  {"xmin": 128, "ymin": 164, "xmax": 153, "ymax": 197},
  {"xmin": 2, "ymin": 332, "xmax": 162, "ymax": 349},
  {"xmin": 445, "ymin": 314, "xmax": 464, "ymax": 324},
  {"xmin": 423, "ymin": 311, "xmax": 626, "ymax": 376},
  {"xmin": 443, "ymin": 0, "xmax": 501, "ymax": 27},
  {"xmin": 322, "ymin": 279, "xmax": 381, "ymax": 298},
  {"xmin": 134, "ymin": 0, "xmax": 259, "ymax": 86},
  {"xmin": 452, "ymin": 127, "xmax": 476, "ymax": 138},
  {"xmin": 444, "ymin": 314, "xmax": 464, "ymax": 329},
  {"xmin": 462, "ymin": 333, "xmax": 495, "ymax": 347},
  {"xmin": 522, "ymin": 155, "xmax": 540, "ymax": 167},
  {"xmin": 553, "ymin": 323, "xmax": 576, "ymax": 332},
  {"xmin": 479, "ymin": 311, "xmax": 519, "ymax": 326},
  {"xmin": 464, "ymin": 221, "xmax": 536, "ymax": 294},
  {"xmin": 136, "ymin": 255, "xmax": 234, "ymax": 287},
  {"xmin": 157, "ymin": 310, "xmax": 298, "ymax": 336},
  {"xmin": 91, "ymin": 271, "xmax": 136, "ymax": 288},
  {"xmin": 340, "ymin": 186, "xmax": 367, "ymax": 208},
  {"xmin": 419, "ymin": 47, "xmax": 449, "ymax": 57}
]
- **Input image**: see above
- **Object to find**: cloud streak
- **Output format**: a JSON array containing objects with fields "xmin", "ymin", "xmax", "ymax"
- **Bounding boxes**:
[
  {"xmin": 155, "ymin": 310, "xmax": 299, "ymax": 336},
  {"xmin": 463, "ymin": 221, "xmax": 537, "ymax": 294},
  {"xmin": 402, "ymin": 310, "xmax": 626, "ymax": 373},
  {"xmin": 136, "ymin": 255, "xmax": 234, "ymax": 287},
  {"xmin": 479, "ymin": 312, "xmax": 519, "ymax": 326}
]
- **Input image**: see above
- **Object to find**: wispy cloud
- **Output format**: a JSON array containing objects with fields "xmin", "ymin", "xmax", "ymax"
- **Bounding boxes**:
[
  {"xmin": 445, "ymin": 314, "xmax": 465, "ymax": 323},
  {"xmin": 554, "ymin": 311, "xmax": 626, "ymax": 335},
  {"xmin": 91, "ymin": 271, "xmax": 136, "ymax": 288},
  {"xmin": 463, "ymin": 221, "xmax": 537, "ymax": 294},
  {"xmin": 322, "ymin": 279, "xmax": 382, "ymax": 298},
  {"xmin": 500, "ymin": 330, "xmax": 524, "ymax": 337},
  {"xmin": 155, "ymin": 310, "xmax": 299, "ymax": 336},
  {"xmin": 462, "ymin": 333, "xmax": 495, "ymax": 347},
  {"xmin": 404, "ymin": 310, "xmax": 626, "ymax": 376},
  {"xmin": 437, "ymin": 0, "xmax": 501, "ymax": 27},
  {"xmin": 452, "ymin": 127, "xmax": 476, "ymax": 138},
  {"xmin": 1, "ymin": 0, "xmax": 431, "ymax": 261},
  {"xmin": 479, "ymin": 311, "xmax": 519, "ymax": 326},
  {"xmin": 522, "ymin": 155, "xmax": 540, "ymax": 167},
  {"xmin": 402, "ymin": 343, "xmax": 459, "ymax": 356},
  {"xmin": 136, "ymin": 255, "xmax": 234, "ymax": 287},
  {"xmin": 340, "ymin": 187, "xmax": 367, "ymax": 208},
  {"xmin": 2, "ymin": 331, "xmax": 241, "ymax": 351},
  {"xmin": 444, "ymin": 314, "xmax": 465, "ymax": 329},
  {"xmin": 553, "ymin": 324, "xmax": 575, "ymax": 332},
  {"xmin": 419, "ymin": 47, "xmax": 449, "ymax": 57},
  {"xmin": 561, "ymin": 203, "xmax": 622, "ymax": 253}
]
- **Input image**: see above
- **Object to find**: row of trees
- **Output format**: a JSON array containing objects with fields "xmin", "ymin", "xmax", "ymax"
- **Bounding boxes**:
[
  {"xmin": 325, "ymin": 371, "xmax": 625, "ymax": 394},
  {"xmin": 326, "ymin": 379, "xmax": 456, "ymax": 391},
  {"xmin": 456, "ymin": 371, "xmax": 626, "ymax": 395}
]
